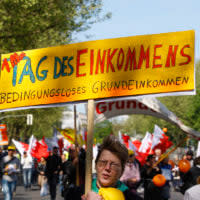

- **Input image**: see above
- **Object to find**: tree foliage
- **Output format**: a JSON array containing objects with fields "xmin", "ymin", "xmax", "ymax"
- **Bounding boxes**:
[
  {"xmin": 94, "ymin": 120, "xmax": 112, "ymax": 143},
  {"xmin": 0, "ymin": 0, "xmax": 110, "ymax": 141},
  {"xmin": 2, "ymin": 107, "xmax": 65, "ymax": 142},
  {"xmin": 186, "ymin": 61, "xmax": 200, "ymax": 130},
  {"xmin": 0, "ymin": 0, "xmax": 111, "ymax": 52}
]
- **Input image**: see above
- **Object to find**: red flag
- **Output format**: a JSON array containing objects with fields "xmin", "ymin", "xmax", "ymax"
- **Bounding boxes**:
[
  {"xmin": 153, "ymin": 134, "xmax": 173, "ymax": 153},
  {"xmin": 132, "ymin": 140, "xmax": 141, "ymax": 150},
  {"xmin": 58, "ymin": 138, "xmax": 64, "ymax": 155},
  {"xmin": 134, "ymin": 133, "xmax": 153, "ymax": 166},
  {"xmin": 31, "ymin": 138, "xmax": 49, "ymax": 160},
  {"xmin": 21, "ymin": 142, "xmax": 29, "ymax": 151},
  {"xmin": 135, "ymin": 151, "xmax": 149, "ymax": 166},
  {"xmin": 122, "ymin": 134, "xmax": 130, "ymax": 148}
]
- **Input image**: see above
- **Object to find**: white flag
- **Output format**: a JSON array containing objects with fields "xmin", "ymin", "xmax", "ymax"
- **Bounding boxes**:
[
  {"xmin": 128, "ymin": 140, "xmax": 138, "ymax": 155},
  {"xmin": 151, "ymin": 125, "xmax": 164, "ymax": 150},
  {"xmin": 139, "ymin": 132, "xmax": 152, "ymax": 153},
  {"xmin": 196, "ymin": 141, "xmax": 200, "ymax": 157},
  {"xmin": 63, "ymin": 137, "xmax": 71, "ymax": 149},
  {"xmin": 28, "ymin": 135, "xmax": 37, "ymax": 155},
  {"xmin": 118, "ymin": 131, "xmax": 124, "ymax": 144},
  {"xmin": 12, "ymin": 139, "xmax": 29, "ymax": 156}
]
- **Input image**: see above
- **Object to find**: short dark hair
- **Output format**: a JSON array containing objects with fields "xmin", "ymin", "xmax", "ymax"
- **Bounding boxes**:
[
  {"xmin": 197, "ymin": 176, "xmax": 200, "ymax": 184},
  {"xmin": 146, "ymin": 154, "xmax": 155, "ymax": 162},
  {"xmin": 186, "ymin": 150, "xmax": 193, "ymax": 156},
  {"xmin": 194, "ymin": 156, "xmax": 200, "ymax": 166},
  {"xmin": 53, "ymin": 146, "xmax": 58, "ymax": 150},
  {"xmin": 95, "ymin": 135, "xmax": 128, "ymax": 172}
]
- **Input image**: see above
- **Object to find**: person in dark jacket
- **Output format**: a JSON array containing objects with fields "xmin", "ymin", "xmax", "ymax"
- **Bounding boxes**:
[
  {"xmin": 61, "ymin": 145, "xmax": 86, "ymax": 200},
  {"xmin": 82, "ymin": 135, "xmax": 143, "ymax": 200},
  {"xmin": 180, "ymin": 156, "xmax": 200, "ymax": 194},
  {"xmin": 0, "ymin": 147, "xmax": 8, "ymax": 189},
  {"xmin": 45, "ymin": 146, "xmax": 62, "ymax": 200},
  {"xmin": 141, "ymin": 154, "xmax": 162, "ymax": 200}
]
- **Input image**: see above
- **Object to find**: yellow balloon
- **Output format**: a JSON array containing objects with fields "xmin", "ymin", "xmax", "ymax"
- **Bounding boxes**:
[{"xmin": 99, "ymin": 187, "xmax": 125, "ymax": 200}]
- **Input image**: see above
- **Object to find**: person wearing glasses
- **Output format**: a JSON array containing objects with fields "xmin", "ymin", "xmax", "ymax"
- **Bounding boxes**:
[{"xmin": 82, "ymin": 135, "xmax": 143, "ymax": 200}]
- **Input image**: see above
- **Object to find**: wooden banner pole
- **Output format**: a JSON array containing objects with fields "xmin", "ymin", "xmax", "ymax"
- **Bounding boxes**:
[
  {"xmin": 74, "ymin": 104, "xmax": 80, "ymax": 186},
  {"xmin": 154, "ymin": 136, "xmax": 188, "ymax": 167},
  {"xmin": 85, "ymin": 99, "xmax": 95, "ymax": 194}
]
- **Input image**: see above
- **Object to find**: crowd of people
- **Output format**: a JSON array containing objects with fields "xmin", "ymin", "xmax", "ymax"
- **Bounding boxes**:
[{"xmin": 0, "ymin": 135, "xmax": 200, "ymax": 200}]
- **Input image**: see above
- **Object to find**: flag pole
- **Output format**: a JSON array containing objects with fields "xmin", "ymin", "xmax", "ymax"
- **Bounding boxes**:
[
  {"xmin": 154, "ymin": 136, "xmax": 188, "ymax": 167},
  {"xmin": 85, "ymin": 99, "xmax": 95, "ymax": 194},
  {"xmin": 74, "ymin": 104, "xmax": 79, "ymax": 186}
]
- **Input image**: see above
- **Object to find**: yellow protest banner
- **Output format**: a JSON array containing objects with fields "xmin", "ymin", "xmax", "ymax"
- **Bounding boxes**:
[{"xmin": 0, "ymin": 30, "xmax": 195, "ymax": 111}]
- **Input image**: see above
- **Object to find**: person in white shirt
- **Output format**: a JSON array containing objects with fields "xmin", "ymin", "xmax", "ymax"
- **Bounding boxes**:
[
  {"xmin": 21, "ymin": 151, "xmax": 33, "ymax": 190},
  {"xmin": 184, "ymin": 176, "xmax": 200, "ymax": 200}
]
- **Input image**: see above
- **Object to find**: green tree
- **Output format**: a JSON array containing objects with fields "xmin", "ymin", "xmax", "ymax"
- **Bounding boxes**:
[
  {"xmin": 94, "ymin": 120, "xmax": 112, "ymax": 143},
  {"xmin": 111, "ymin": 118, "xmax": 126, "ymax": 136},
  {"xmin": 0, "ymin": 0, "xmax": 110, "ymax": 141},
  {"xmin": 122, "ymin": 115, "xmax": 156, "ymax": 135},
  {"xmin": 186, "ymin": 61, "xmax": 200, "ymax": 135},
  {"xmin": 0, "ymin": 0, "xmax": 111, "ymax": 52},
  {"xmin": 2, "ymin": 107, "xmax": 65, "ymax": 142}
]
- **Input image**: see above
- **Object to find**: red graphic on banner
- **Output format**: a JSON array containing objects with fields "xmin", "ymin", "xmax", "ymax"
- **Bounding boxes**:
[{"xmin": 0, "ymin": 124, "xmax": 8, "ymax": 145}]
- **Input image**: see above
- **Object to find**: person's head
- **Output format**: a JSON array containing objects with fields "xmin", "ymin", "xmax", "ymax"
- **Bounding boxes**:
[
  {"xmin": 162, "ymin": 157, "xmax": 169, "ymax": 165},
  {"xmin": 7, "ymin": 146, "xmax": 16, "ymax": 157},
  {"xmin": 23, "ymin": 151, "xmax": 27, "ymax": 157},
  {"xmin": 69, "ymin": 145, "xmax": 78, "ymax": 160},
  {"xmin": 40, "ymin": 157, "xmax": 46, "ymax": 164},
  {"xmin": 61, "ymin": 154, "xmax": 66, "ymax": 162},
  {"xmin": 127, "ymin": 150, "xmax": 135, "ymax": 163},
  {"xmin": 196, "ymin": 176, "xmax": 200, "ymax": 184},
  {"xmin": 186, "ymin": 150, "xmax": 193, "ymax": 161},
  {"xmin": 155, "ymin": 149, "xmax": 162, "ymax": 157},
  {"xmin": 53, "ymin": 146, "xmax": 59, "ymax": 155},
  {"xmin": 194, "ymin": 156, "xmax": 200, "ymax": 166},
  {"xmin": 95, "ymin": 135, "xmax": 128, "ymax": 188},
  {"xmin": 146, "ymin": 154, "xmax": 156, "ymax": 166}
]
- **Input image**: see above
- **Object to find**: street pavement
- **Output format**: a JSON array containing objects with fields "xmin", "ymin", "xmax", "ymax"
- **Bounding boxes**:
[
  {"xmin": 0, "ymin": 184, "xmax": 183, "ymax": 200},
  {"xmin": 0, "ymin": 184, "xmax": 63, "ymax": 200}
]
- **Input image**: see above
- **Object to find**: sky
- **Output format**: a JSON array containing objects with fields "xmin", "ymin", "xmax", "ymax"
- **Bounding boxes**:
[
  {"xmin": 74, "ymin": 0, "xmax": 200, "ymax": 58},
  {"xmin": 72, "ymin": 0, "xmax": 200, "ymax": 113}
]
